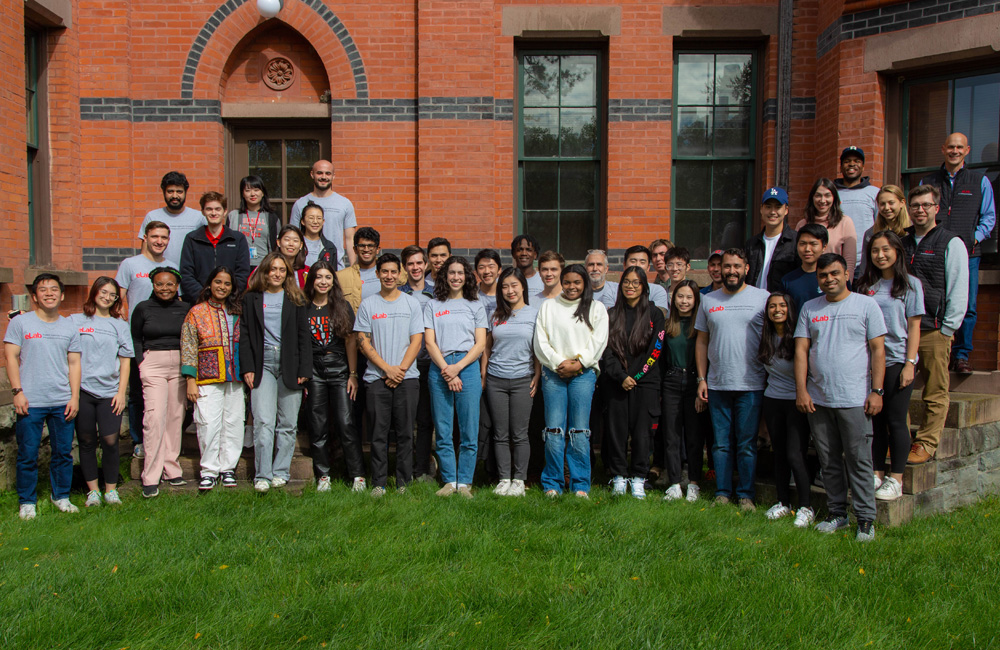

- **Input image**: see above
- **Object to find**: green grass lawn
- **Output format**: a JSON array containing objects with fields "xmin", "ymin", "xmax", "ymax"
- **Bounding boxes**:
[{"xmin": 1, "ymin": 482, "xmax": 998, "ymax": 650}]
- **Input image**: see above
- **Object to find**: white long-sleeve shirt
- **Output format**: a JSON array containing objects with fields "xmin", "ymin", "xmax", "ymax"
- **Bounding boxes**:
[{"xmin": 533, "ymin": 295, "xmax": 609, "ymax": 374}]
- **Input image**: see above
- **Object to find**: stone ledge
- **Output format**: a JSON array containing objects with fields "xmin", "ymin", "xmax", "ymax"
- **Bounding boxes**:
[
  {"xmin": 23, "ymin": 267, "xmax": 89, "ymax": 286},
  {"xmin": 0, "ymin": 267, "xmax": 12, "ymax": 284}
]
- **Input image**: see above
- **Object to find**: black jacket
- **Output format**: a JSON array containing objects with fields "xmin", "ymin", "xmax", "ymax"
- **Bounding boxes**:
[
  {"xmin": 306, "ymin": 234, "xmax": 340, "ymax": 269},
  {"xmin": 601, "ymin": 304, "xmax": 667, "ymax": 389},
  {"xmin": 744, "ymin": 225, "xmax": 799, "ymax": 292},
  {"xmin": 179, "ymin": 226, "xmax": 251, "ymax": 302},
  {"xmin": 921, "ymin": 164, "xmax": 987, "ymax": 257},
  {"xmin": 239, "ymin": 291, "xmax": 312, "ymax": 390}
]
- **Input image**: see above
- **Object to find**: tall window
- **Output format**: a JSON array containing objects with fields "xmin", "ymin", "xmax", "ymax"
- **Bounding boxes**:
[
  {"xmin": 672, "ymin": 51, "xmax": 756, "ymax": 260},
  {"xmin": 518, "ymin": 51, "xmax": 602, "ymax": 260},
  {"xmin": 26, "ymin": 29, "xmax": 43, "ymax": 265},
  {"xmin": 233, "ymin": 127, "xmax": 330, "ymax": 222},
  {"xmin": 903, "ymin": 70, "xmax": 1000, "ymax": 188}
]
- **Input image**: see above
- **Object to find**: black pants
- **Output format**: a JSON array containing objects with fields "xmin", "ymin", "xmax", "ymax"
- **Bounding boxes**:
[
  {"xmin": 604, "ymin": 385, "xmax": 658, "ymax": 478},
  {"xmin": 762, "ymin": 396, "xmax": 811, "ymax": 507},
  {"xmin": 367, "ymin": 378, "xmax": 418, "ymax": 488},
  {"xmin": 661, "ymin": 369, "xmax": 703, "ymax": 484},
  {"xmin": 873, "ymin": 363, "xmax": 915, "ymax": 475},
  {"xmin": 413, "ymin": 359, "xmax": 434, "ymax": 477},
  {"xmin": 306, "ymin": 353, "xmax": 365, "ymax": 480},
  {"xmin": 76, "ymin": 390, "xmax": 122, "ymax": 486},
  {"xmin": 477, "ymin": 392, "xmax": 497, "ymax": 480}
]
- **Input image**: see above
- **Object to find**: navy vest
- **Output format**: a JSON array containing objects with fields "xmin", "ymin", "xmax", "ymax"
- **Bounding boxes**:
[
  {"xmin": 903, "ymin": 225, "xmax": 960, "ymax": 331},
  {"xmin": 921, "ymin": 165, "xmax": 985, "ymax": 257}
]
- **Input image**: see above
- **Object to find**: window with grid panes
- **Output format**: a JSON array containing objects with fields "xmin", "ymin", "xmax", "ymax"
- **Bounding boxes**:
[
  {"xmin": 518, "ymin": 52, "xmax": 602, "ymax": 260},
  {"xmin": 672, "ymin": 52, "xmax": 756, "ymax": 260}
]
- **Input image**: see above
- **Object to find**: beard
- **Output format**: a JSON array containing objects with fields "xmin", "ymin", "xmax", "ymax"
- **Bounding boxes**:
[{"xmin": 723, "ymin": 273, "xmax": 745, "ymax": 291}]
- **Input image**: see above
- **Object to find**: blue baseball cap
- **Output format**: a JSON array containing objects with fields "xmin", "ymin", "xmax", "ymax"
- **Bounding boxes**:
[
  {"xmin": 840, "ymin": 146, "xmax": 865, "ymax": 162},
  {"xmin": 761, "ymin": 186, "xmax": 788, "ymax": 205}
]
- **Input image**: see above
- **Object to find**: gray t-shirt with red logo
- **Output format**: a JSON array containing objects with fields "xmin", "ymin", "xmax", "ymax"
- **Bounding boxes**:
[
  {"xmin": 487, "ymin": 304, "xmax": 538, "ymax": 379},
  {"xmin": 355, "ymin": 292, "xmax": 424, "ymax": 383},
  {"xmin": 71, "ymin": 314, "xmax": 134, "ymax": 399},
  {"xmin": 423, "ymin": 298, "xmax": 488, "ymax": 357},
  {"xmin": 794, "ymin": 292, "xmax": 887, "ymax": 408},
  {"xmin": 115, "ymin": 254, "xmax": 179, "ymax": 320},
  {"xmin": 694, "ymin": 285, "xmax": 770, "ymax": 391},
  {"xmin": 863, "ymin": 277, "xmax": 924, "ymax": 366},
  {"xmin": 4, "ymin": 312, "xmax": 81, "ymax": 408}
]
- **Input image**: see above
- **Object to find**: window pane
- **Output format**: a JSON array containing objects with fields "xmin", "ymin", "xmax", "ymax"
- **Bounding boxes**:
[
  {"xmin": 674, "ymin": 161, "xmax": 711, "ymax": 210},
  {"xmin": 560, "ymin": 56, "xmax": 597, "ymax": 107},
  {"xmin": 714, "ymin": 106, "xmax": 750, "ymax": 156},
  {"xmin": 286, "ymin": 169, "xmax": 313, "ymax": 201},
  {"xmin": 523, "ymin": 161, "xmax": 558, "ymax": 210},
  {"xmin": 712, "ymin": 161, "xmax": 749, "ymax": 211},
  {"xmin": 676, "ymin": 108, "xmax": 712, "ymax": 155},
  {"xmin": 559, "ymin": 211, "xmax": 596, "ymax": 260},
  {"xmin": 560, "ymin": 108, "xmax": 598, "ymax": 157},
  {"xmin": 907, "ymin": 81, "xmax": 950, "ymax": 169},
  {"xmin": 286, "ymin": 139, "xmax": 320, "ymax": 167},
  {"xmin": 715, "ymin": 55, "xmax": 752, "ymax": 106},
  {"xmin": 522, "ymin": 55, "xmax": 560, "ymax": 107},
  {"xmin": 673, "ymin": 210, "xmax": 711, "ymax": 260},
  {"xmin": 953, "ymin": 74, "xmax": 1000, "ymax": 165},
  {"xmin": 676, "ymin": 54, "xmax": 714, "ymax": 106},
  {"xmin": 524, "ymin": 211, "xmax": 558, "ymax": 253},
  {"xmin": 249, "ymin": 139, "xmax": 281, "ymax": 166},
  {"xmin": 559, "ymin": 162, "xmax": 596, "ymax": 210},
  {"xmin": 713, "ymin": 211, "xmax": 746, "ymax": 251},
  {"xmin": 523, "ymin": 108, "xmax": 559, "ymax": 157},
  {"xmin": 252, "ymin": 167, "xmax": 283, "ymax": 200}
]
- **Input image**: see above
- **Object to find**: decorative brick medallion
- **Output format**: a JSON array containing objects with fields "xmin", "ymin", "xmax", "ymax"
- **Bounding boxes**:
[{"xmin": 263, "ymin": 57, "xmax": 294, "ymax": 90}]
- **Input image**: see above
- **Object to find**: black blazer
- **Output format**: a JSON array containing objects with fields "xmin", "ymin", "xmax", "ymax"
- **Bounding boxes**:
[{"xmin": 240, "ymin": 290, "xmax": 312, "ymax": 390}]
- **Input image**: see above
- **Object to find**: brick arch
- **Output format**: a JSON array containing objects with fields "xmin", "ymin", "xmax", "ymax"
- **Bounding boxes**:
[{"xmin": 181, "ymin": 0, "xmax": 368, "ymax": 100}]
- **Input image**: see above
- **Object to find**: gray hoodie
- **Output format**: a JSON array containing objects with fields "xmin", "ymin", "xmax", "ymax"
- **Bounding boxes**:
[{"xmin": 835, "ymin": 177, "xmax": 880, "ymax": 265}]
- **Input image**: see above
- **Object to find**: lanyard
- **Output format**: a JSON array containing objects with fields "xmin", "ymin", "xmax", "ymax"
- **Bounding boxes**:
[{"xmin": 245, "ymin": 211, "xmax": 262, "ymax": 244}]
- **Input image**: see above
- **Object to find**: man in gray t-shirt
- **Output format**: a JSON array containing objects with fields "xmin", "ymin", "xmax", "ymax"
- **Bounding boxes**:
[
  {"xmin": 137, "ymin": 172, "xmax": 206, "ymax": 266},
  {"xmin": 694, "ymin": 249, "xmax": 769, "ymax": 507},
  {"xmin": 117, "ymin": 222, "xmax": 177, "ymax": 320},
  {"xmin": 794, "ymin": 253, "xmax": 886, "ymax": 541},
  {"xmin": 289, "ymin": 160, "xmax": 358, "ymax": 270}
]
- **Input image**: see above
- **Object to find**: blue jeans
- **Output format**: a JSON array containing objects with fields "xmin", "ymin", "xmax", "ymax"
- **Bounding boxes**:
[
  {"xmin": 429, "ymin": 352, "xmax": 482, "ymax": 485},
  {"xmin": 707, "ymin": 389, "xmax": 763, "ymax": 500},
  {"xmin": 251, "ymin": 346, "xmax": 302, "ymax": 481},
  {"xmin": 540, "ymin": 367, "xmax": 596, "ymax": 494},
  {"xmin": 953, "ymin": 255, "xmax": 980, "ymax": 361},
  {"xmin": 16, "ymin": 405, "xmax": 76, "ymax": 504}
]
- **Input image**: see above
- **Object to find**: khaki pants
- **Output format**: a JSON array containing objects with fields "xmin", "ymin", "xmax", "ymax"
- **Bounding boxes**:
[{"xmin": 915, "ymin": 329, "xmax": 952, "ymax": 454}]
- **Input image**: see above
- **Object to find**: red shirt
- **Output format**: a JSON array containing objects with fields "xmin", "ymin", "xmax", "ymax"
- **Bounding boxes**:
[{"xmin": 205, "ymin": 226, "xmax": 223, "ymax": 247}]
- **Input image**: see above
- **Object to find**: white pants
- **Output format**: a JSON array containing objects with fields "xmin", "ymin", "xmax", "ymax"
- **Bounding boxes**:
[{"xmin": 194, "ymin": 382, "xmax": 246, "ymax": 478}]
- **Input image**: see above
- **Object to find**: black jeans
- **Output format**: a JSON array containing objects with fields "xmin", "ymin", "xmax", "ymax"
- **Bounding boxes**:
[
  {"xmin": 306, "ymin": 353, "xmax": 364, "ymax": 480},
  {"xmin": 413, "ymin": 359, "xmax": 434, "ymax": 477},
  {"xmin": 604, "ymin": 384, "xmax": 658, "ymax": 478},
  {"xmin": 366, "ymin": 378, "xmax": 418, "ymax": 488},
  {"xmin": 485, "ymin": 374, "xmax": 533, "ymax": 480},
  {"xmin": 762, "ymin": 396, "xmax": 811, "ymax": 507},
  {"xmin": 873, "ymin": 363, "xmax": 915, "ymax": 475},
  {"xmin": 76, "ymin": 390, "xmax": 122, "ymax": 486},
  {"xmin": 660, "ymin": 369, "xmax": 702, "ymax": 484}
]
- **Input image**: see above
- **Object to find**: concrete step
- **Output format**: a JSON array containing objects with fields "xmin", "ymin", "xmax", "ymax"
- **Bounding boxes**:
[
  {"xmin": 131, "ymin": 453, "xmax": 314, "ymax": 482},
  {"xmin": 180, "ymin": 430, "xmax": 311, "ymax": 455},
  {"xmin": 119, "ymin": 479, "xmax": 310, "ymax": 496},
  {"xmin": 909, "ymin": 392, "xmax": 1000, "ymax": 429}
]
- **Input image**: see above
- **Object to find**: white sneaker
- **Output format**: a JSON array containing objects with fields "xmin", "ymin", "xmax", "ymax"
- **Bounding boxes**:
[
  {"xmin": 630, "ymin": 477, "xmax": 646, "ymax": 500},
  {"xmin": 84, "ymin": 490, "xmax": 102, "ymax": 508},
  {"xmin": 351, "ymin": 477, "xmax": 366, "ymax": 493},
  {"xmin": 611, "ymin": 475, "xmax": 627, "ymax": 496},
  {"xmin": 663, "ymin": 483, "xmax": 683, "ymax": 501},
  {"xmin": 371, "ymin": 486, "xmax": 386, "ymax": 498},
  {"xmin": 507, "ymin": 479, "xmax": 526, "ymax": 497},
  {"xmin": 254, "ymin": 479, "xmax": 270, "ymax": 493},
  {"xmin": 104, "ymin": 489, "xmax": 122, "ymax": 506},
  {"xmin": 50, "ymin": 497, "xmax": 79, "ymax": 514},
  {"xmin": 874, "ymin": 474, "xmax": 883, "ymax": 492},
  {"xmin": 271, "ymin": 477, "xmax": 288, "ymax": 488},
  {"xmin": 765, "ymin": 503, "xmax": 791, "ymax": 520},
  {"xmin": 133, "ymin": 443, "xmax": 145, "ymax": 459},
  {"xmin": 19, "ymin": 504, "xmax": 36, "ymax": 520},
  {"xmin": 875, "ymin": 476, "xmax": 903, "ymax": 501},
  {"xmin": 317, "ymin": 476, "xmax": 332, "ymax": 492},
  {"xmin": 793, "ymin": 506, "xmax": 815, "ymax": 528},
  {"xmin": 494, "ymin": 479, "xmax": 512, "ymax": 496},
  {"xmin": 686, "ymin": 483, "xmax": 700, "ymax": 502}
]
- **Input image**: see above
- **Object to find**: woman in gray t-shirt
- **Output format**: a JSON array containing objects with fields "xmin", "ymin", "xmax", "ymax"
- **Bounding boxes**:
[{"xmin": 228, "ymin": 175, "xmax": 279, "ymax": 268}]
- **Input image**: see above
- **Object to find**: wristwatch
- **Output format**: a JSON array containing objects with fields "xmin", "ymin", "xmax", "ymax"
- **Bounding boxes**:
[
  {"xmin": 696, "ymin": 376, "xmax": 707, "ymax": 383},
  {"xmin": 11, "ymin": 388, "xmax": 22, "ymax": 396},
  {"xmin": 870, "ymin": 388, "xmax": 884, "ymax": 396},
  {"xmin": 906, "ymin": 357, "xmax": 918, "ymax": 365}
]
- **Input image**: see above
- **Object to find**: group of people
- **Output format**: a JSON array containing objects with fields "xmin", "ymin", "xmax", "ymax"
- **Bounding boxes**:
[{"xmin": 5, "ymin": 134, "xmax": 993, "ymax": 544}]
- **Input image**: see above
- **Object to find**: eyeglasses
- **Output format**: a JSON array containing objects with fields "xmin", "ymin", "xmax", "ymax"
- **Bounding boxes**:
[
  {"xmin": 621, "ymin": 280, "xmax": 644, "ymax": 288},
  {"xmin": 665, "ymin": 263, "xmax": 687, "ymax": 270},
  {"xmin": 356, "ymin": 243, "xmax": 377, "ymax": 251},
  {"xmin": 909, "ymin": 202, "xmax": 937, "ymax": 212}
]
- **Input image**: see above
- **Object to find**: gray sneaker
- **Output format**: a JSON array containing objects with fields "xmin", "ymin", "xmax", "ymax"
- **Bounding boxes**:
[
  {"xmin": 856, "ymin": 520, "xmax": 875, "ymax": 542},
  {"xmin": 19, "ymin": 504, "xmax": 37, "ymax": 520},
  {"xmin": 713, "ymin": 495, "xmax": 731, "ymax": 507},
  {"xmin": 133, "ymin": 443, "xmax": 145, "ymax": 459},
  {"xmin": 371, "ymin": 486, "xmax": 386, "ymax": 499},
  {"xmin": 50, "ymin": 497, "xmax": 79, "ymax": 513},
  {"xmin": 815, "ymin": 514, "xmax": 850, "ymax": 534}
]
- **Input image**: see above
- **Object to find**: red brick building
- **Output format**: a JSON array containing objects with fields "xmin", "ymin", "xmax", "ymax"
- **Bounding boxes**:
[{"xmin": 2, "ymin": 0, "xmax": 999, "ymax": 385}]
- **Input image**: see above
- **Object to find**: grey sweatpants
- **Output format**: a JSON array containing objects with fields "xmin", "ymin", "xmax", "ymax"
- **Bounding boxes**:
[
  {"xmin": 485, "ymin": 374, "xmax": 533, "ymax": 481},
  {"xmin": 808, "ymin": 405, "xmax": 876, "ymax": 522}
]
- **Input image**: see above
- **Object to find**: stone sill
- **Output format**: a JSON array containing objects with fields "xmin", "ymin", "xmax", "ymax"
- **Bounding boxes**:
[
  {"xmin": 0, "ymin": 267, "xmax": 12, "ymax": 284},
  {"xmin": 23, "ymin": 267, "xmax": 89, "ymax": 286}
]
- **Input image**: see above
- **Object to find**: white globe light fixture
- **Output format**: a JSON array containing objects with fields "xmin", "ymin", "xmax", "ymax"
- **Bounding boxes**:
[{"xmin": 256, "ymin": 0, "xmax": 284, "ymax": 18}]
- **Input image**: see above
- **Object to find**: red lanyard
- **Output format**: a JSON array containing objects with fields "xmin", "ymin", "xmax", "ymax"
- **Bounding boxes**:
[{"xmin": 245, "ymin": 211, "xmax": 262, "ymax": 244}]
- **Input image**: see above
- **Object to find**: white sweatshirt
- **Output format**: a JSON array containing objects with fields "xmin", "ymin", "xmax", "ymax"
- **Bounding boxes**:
[{"xmin": 533, "ymin": 294, "xmax": 609, "ymax": 373}]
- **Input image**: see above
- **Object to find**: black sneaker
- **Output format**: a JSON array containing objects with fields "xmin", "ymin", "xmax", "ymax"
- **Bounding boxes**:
[
  {"xmin": 198, "ymin": 476, "xmax": 216, "ymax": 491},
  {"xmin": 221, "ymin": 472, "xmax": 238, "ymax": 488},
  {"xmin": 142, "ymin": 484, "xmax": 159, "ymax": 499},
  {"xmin": 856, "ymin": 520, "xmax": 875, "ymax": 542},
  {"xmin": 166, "ymin": 477, "xmax": 187, "ymax": 487}
]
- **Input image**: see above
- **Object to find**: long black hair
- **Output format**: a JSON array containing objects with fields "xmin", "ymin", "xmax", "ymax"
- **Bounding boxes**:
[
  {"xmin": 854, "ymin": 230, "xmax": 913, "ymax": 300},
  {"xmin": 238, "ymin": 175, "xmax": 275, "ymax": 214},
  {"xmin": 493, "ymin": 266, "xmax": 528, "ymax": 325},
  {"xmin": 607, "ymin": 266, "xmax": 653, "ymax": 368},
  {"xmin": 303, "ymin": 260, "xmax": 355, "ymax": 339},
  {"xmin": 757, "ymin": 292, "xmax": 797, "ymax": 364},
  {"xmin": 805, "ymin": 177, "xmax": 845, "ymax": 229},
  {"xmin": 196, "ymin": 266, "xmax": 242, "ymax": 315},
  {"xmin": 275, "ymin": 224, "xmax": 307, "ymax": 271},
  {"xmin": 561, "ymin": 264, "xmax": 595, "ymax": 330},
  {"xmin": 432, "ymin": 256, "xmax": 479, "ymax": 302},
  {"xmin": 664, "ymin": 279, "xmax": 700, "ymax": 339}
]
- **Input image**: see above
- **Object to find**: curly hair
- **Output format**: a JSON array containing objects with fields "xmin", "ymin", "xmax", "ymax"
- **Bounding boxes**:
[{"xmin": 432, "ymin": 256, "xmax": 479, "ymax": 301}]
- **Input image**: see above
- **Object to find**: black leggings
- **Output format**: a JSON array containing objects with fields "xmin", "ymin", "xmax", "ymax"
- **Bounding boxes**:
[
  {"xmin": 762, "ymin": 396, "xmax": 811, "ymax": 507},
  {"xmin": 660, "ymin": 370, "xmax": 703, "ymax": 484},
  {"xmin": 76, "ymin": 391, "xmax": 122, "ymax": 486},
  {"xmin": 873, "ymin": 363, "xmax": 915, "ymax": 475}
]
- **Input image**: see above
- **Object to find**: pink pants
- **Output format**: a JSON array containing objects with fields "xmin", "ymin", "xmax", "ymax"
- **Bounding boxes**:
[{"xmin": 140, "ymin": 350, "xmax": 186, "ymax": 485}]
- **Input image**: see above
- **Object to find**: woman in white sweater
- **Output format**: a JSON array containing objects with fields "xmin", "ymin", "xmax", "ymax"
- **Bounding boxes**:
[{"xmin": 533, "ymin": 263, "xmax": 609, "ymax": 498}]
